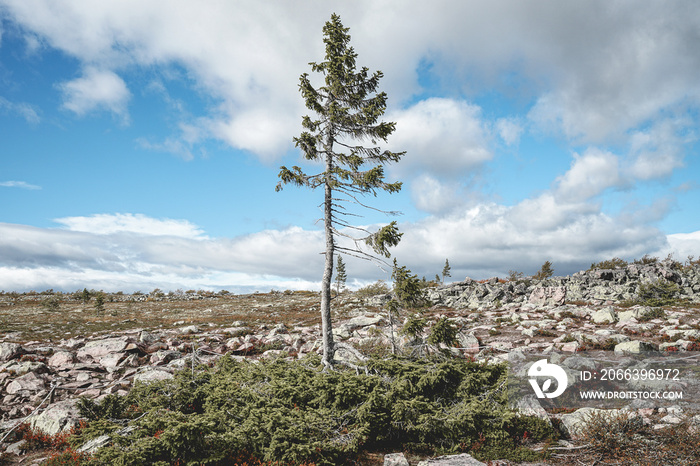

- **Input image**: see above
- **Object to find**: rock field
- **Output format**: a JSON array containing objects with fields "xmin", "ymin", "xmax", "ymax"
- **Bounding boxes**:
[{"xmin": 1, "ymin": 258, "xmax": 699, "ymax": 464}]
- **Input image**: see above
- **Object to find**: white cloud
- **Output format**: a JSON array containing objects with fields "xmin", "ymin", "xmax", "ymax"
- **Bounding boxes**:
[
  {"xmin": 54, "ymin": 213, "xmax": 206, "ymax": 238},
  {"xmin": 58, "ymin": 68, "xmax": 131, "ymax": 119},
  {"xmin": 0, "ymin": 208, "xmax": 697, "ymax": 292},
  {"xmin": 0, "ymin": 180, "xmax": 41, "ymax": 190},
  {"xmin": 3, "ymin": 0, "xmax": 700, "ymax": 164},
  {"xmin": 410, "ymin": 175, "xmax": 465, "ymax": 214},
  {"xmin": 554, "ymin": 148, "xmax": 623, "ymax": 202},
  {"xmin": 665, "ymin": 231, "xmax": 700, "ymax": 262},
  {"xmin": 389, "ymin": 98, "xmax": 492, "ymax": 177},
  {"xmin": 628, "ymin": 119, "xmax": 687, "ymax": 180},
  {"xmin": 394, "ymin": 198, "xmax": 671, "ymax": 280}
]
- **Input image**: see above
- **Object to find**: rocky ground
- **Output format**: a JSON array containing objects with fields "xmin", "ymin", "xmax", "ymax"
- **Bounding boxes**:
[{"xmin": 1, "ymin": 259, "xmax": 699, "ymax": 464}]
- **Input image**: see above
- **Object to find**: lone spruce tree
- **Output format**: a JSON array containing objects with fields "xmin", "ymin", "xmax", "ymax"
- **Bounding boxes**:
[
  {"xmin": 277, "ymin": 14, "xmax": 404, "ymax": 369},
  {"xmin": 335, "ymin": 255, "xmax": 347, "ymax": 296}
]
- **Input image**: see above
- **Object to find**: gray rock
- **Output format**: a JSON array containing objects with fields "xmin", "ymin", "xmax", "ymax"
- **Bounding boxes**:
[
  {"xmin": 342, "ymin": 315, "xmax": 383, "ymax": 330},
  {"xmin": 384, "ymin": 452, "xmax": 410, "ymax": 466},
  {"xmin": 614, "ymin": 340, "xmax": 658, "ymax": 354},
  {"xmin": 5, "ymin": 371, "xmax": 46, "ymax": 394},
  {"xmin": 138, "ymin": 330, "xmax": 158, "ymax": 345},
  {"xmin": 591, "ymin": 307, "xmax": 618, "ymax": 324},
  {"xmin": 5, "ymin": 439, "xmax": 27, "ymax": 455},
  {"xmin": 179, "ymin": 325, "xmax": 199, "ymax": 334},
  {"xmin": 48, "ymin": 351, "xmax": 76, "ymax": 368},
  {"xmin": 78, "ymin": 337, "xmax": 130, "ymax": 360},
  {"xmin": 417, "ymin": 453, "xmax": 486, "ymax": 465},
  {"xmin": 30, "ymin": 399, "xmax": 80, "ymax": 435},
  {"xmin": 133, "ymin": 368, "xmax": 174, "ymax": 384},
  {"xmin": 77, "ymin": 433, "xmax": 111, "ymax": 454},
  {"xmin": 529, "ymin": 286, "xmax": 566, "ymax": 306},
  {"xmin": 456, "ymin": 332, "xmax": 480, "ymax": 353},
  {"xmin": 514, "ymin": 395, "xmax": 551, "ymax": 426},
  {"xmin": 0, "ymin": 342, "xmax": 23, "ymax": 361}
]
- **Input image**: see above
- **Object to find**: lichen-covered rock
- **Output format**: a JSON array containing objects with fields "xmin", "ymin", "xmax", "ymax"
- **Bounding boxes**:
[
  {"xmin": 614, "ymin": 340, "xmax": 658, "ymax": 354},
  {"xmin": 417, "ymin": 453, "xmax": 486, "ymax": 465},
  {"xmin": 29, "ymin": 399, "xmax": 80, "ymax": 435},
  {"xmin": 0, "ymin": 342, "xmax": 23, "ymax": 362}
]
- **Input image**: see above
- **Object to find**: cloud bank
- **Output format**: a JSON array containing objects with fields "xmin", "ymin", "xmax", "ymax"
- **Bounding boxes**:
[{"xmin": 0, "ymin": 212, "xmax": 697, "ymax": 293}]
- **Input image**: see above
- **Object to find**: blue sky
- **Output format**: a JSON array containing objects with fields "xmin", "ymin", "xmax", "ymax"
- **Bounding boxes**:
[{"xmin": 1, "ymin": 0, "xmax": 699, "ymax": 293}]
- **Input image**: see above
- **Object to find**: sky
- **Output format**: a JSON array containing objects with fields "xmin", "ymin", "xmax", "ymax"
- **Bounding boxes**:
[{"xmin": 1, "ymin": 0, "xmax": 700, "ymax": 293}]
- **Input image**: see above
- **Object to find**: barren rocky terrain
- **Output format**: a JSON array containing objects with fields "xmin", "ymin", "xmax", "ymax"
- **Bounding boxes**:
[{"xmin": 1, "ymin": 258, "xmax": 699, "ymax": 464}]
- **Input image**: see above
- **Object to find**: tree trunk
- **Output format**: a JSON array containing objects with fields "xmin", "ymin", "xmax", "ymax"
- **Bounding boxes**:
[{"xmin": 320, "ymin": 152, "xmax": 335, "ymax": 369}]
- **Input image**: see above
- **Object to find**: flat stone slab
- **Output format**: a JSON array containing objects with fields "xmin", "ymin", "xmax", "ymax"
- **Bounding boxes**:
[
  {"xmin": 77, "ymin": 337, "xmax": 130, "ymax": 360},
  {"xmin": 417, "ymin": 453, "xmax": 486, "ymax": 465},
  {"xmin": 133, "ymin": 368, "xmax": 174, "ymax": 384}
]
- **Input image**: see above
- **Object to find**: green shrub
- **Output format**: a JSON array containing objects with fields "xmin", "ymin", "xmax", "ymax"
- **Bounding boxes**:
[
  {"xmin": 76, "ymin": 355, "xmax": 556, "ymax": 465},
  {"xmin": 42, "ymin": 296, "xmax": 60, "ymax": 312},
  {"xmin": 637, "ymin": 279, "xmax": 680, "ymax": 307},
  {"xmin": 391, "ymin": 260, "xmax": 424, "ymax": 308},
  {"xmin": 589, "ymin": 257, "xmax": 628, "ymax": 270},
  {"xmin": 637, "ymin": 307, "xmax": 666, "ymax": 321},
  {"xmin": 400, "ymin": 315, "xmax": 427, "ymax": 340},
  {"xmin": 533, "ymin": 261, "xmax": 554, "ymax": 280},
  {"xmin": 634, "ymin": 254, "xmax": 658, "ymax": 265},
  {"xmin": 427, "ymin": 317, "xmax": 458, "ymax": 347},
  {"xmin": 355, "ymin": 280, "xmax": 390, "ymax": 300}
]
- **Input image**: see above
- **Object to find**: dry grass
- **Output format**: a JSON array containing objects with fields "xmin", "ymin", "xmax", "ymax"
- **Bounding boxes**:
[{"xmin": 0, "ymin": 291, "xmax": 344, "ymax": 342}]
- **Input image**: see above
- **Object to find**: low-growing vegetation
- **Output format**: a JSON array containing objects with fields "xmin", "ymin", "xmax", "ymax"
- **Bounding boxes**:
[
  {"xmin": 574, "ymin": 409, "xmax": 700, "ymax": 464},
  {"xmin": 54, "ymin": 355, "xmax": 557, "ymax": 465}
]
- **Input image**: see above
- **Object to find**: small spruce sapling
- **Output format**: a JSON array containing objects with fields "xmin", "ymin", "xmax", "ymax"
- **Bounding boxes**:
[
  {"xmin": 94, "ymin": 293, "xmax": 105, "ymax": 313},
  {"xmin": 441, "ymin": 258, "xmax": 451, "ymax": 284},
  {"xmin": 334, "ymin": 255, "xmax": 347, "ymax": 296},
  {"xmin": 391, "ymin": 259, "xmax": 423, "ymax": 308},
  {"xmin": 533, "ymin": 261, "xmax": 554, "ymax": 280},
  {"xmin": 427, "ymin": 317, "xmax": 458, "ymax": 349}
]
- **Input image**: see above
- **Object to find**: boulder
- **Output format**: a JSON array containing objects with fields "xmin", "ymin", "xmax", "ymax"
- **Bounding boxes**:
[
  {"xmin": 529, "ymin": 286, "xmax": 566, "ymax": 306},
  {"xmin": 133, "ymin": 368, "xmax": 174, "ymax": 384},
  {"xmin": 341, "ymin": 315, "xmax": 383, "ymax": 330},
  {"xmin": 456, "ymin": 332, "xmax": 480, "ymax": 353},
  {"xmin": 558, "ymin": 408, "xmax": 642, "ymax": 438},
  {"xmin": 48, "ymin": 351, "xmax": 76, "ymax": 368},
  {"xmin": 77, "ymin": 337, "xmax": 130, "ymax": 360},
  {"xmin": 614, "ymin": 340, "xmax": 658, "ymax": 354},
  {"xmin": 0, "ymin": 342, "xmax": 23, "ymax": 361},
  {"xmin": 5, "ymin": 371, "xmax": 46, "ymax": 394},
  {"xmin": 384, "ymin": 453, "xmax": 409, "ymax": 466},
  {"xmin": 30, "ymin": 399, "xmax": 80, "ymax": 435},
  {"xmin": 591, "ymin": 307, "xmax": 618, "ymax": 324}
]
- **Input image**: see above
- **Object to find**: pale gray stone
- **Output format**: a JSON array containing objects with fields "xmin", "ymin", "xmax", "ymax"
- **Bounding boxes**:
[
  {"xmin": 342, "ymin": 315, "xmax": 383, "ymax": 330},
  {"xmin": 614, "ymin": 340, "xmax": 658, "ymax": 354},
  {"xmin": 417, "ymin": 453, "xmax": 486, "ymax": 465},
  {"xmin": 0, "ymin": 342, "xmax": 22, "ymax": 361},
  {"xmin": 77, "ymin": 433, "xmax": 111, "ymax": 454},
  {"xmin": 48, "ymin": 351, "xmax": 75, "ymax": 368},
  {"xmin": 529, "ymin": 286, "xmax": 566, "ymax": 306},
  {"xmin": 384, "ymin": 452, "xmax": 409, "ymax": 466},
  {"xmin": 456, "ymin": 332, "xmax": 480, "ymax": 353},
  {"xmin": 77, "ymin": 337, "xmax": 130, "ymax": 360},
  {"xmin": 514, "ymin": 395, "xmax": 552, "ymax": 426},
  {"xmin": 179, "ymin": 325, "xmax": 199, "ymax": 334},
  {"xmin": 5, "ymin": 440, "xmax": 27, "ymax": 455},
  {"xmin": 591, "ymin": 307, "xmax": 618, "ymax": 324},
  {"xmin": 5, "ymin": 371, "xmax": 46, "ymax": 394},
  {"xmin": 30, "ymin": 399, "xmax": 80, "ymax": 435},
  {"xmin": 133, "ymin": 368, "xmax": 174, "ymax": 384}
]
